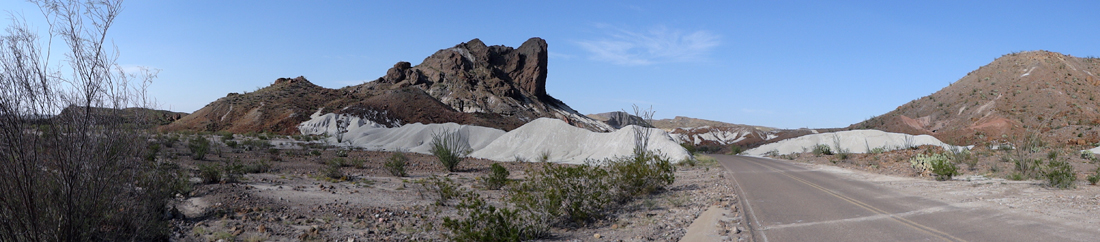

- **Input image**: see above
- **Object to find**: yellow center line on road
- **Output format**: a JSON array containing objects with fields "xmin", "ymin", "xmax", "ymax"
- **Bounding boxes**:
[{"xmin": 750, "ymin": 158, "xmax": 967, "ymax": 242}]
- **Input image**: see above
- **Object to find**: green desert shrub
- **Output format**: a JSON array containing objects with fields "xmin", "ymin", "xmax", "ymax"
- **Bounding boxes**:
[
  {"xmin": 224, "ymin": 140, "xmax": 238, "ymax": 149},
  {"xmin": 419, "ymin": 176, "xmax": 466, "ymax": 206},
  {"xmin": 812, "ymin": 144, "xmax": 833, "ymax": 156},
  {"xmin": 145, "ymin": 143, "xmax": 161, "ymax": 162},
  {"xmin": 385, "ymin": 152, "xmax": 409, "ymax": 177},
  {"xmin": 911, "ymin": 152, "xmax": 958, "ymax": 180},
  {"xmin": 930, "ymin": 156, "xmax": 959, "ymax": 181},
  {"xmin": 1087, "ymin": 167, "xmax": 1100, "ymax": 185},
  {"xmin": 199, "ymin": 164, "xmax": 222, "ymax": 184},
  {"xmin": 869, "ymin": 147, "xmax": 887, "ymax": 154},
  {"xmin": 1013, "ymin": 158, "xmax": 1044, "ymax": 179},
  {"xmin": 323, "ymin": 160, "xmax": 347, "ymax": 181},
  {"xmin": 241, "ymin": 161, "xmax": 271, "ymax": 174},
  {"xmin": 223, "ymin": 162, "xmax": 245, "ymax": 183},
  {"xmin": 605, "ymin": 151, "xmax": 675, "ymax": 199},
  {"xmin": 189, "ymin": 137, "xmax": 211, "ymax": 160},
  {"xmin": 443, "ymin": 192, "xmax": 531, "ymax": 242},
  {"xmin": 728, "ymin": 144, "xmax": 743, "ymax": 155},
  {"xmin": 1043, "ymin": 159, "xmax": 1076, "ymax": 189},
  {"xmin": 680, "ymin": 143, "xmax": 697, "ymax": 155},
  {"xmin": 949, "ymin": 148, "xmax": 977, "ymax": 171},
  {"xmin": 1006, "ymin": 172, "xmax": 1026, "ymax": 181},
  {"xmin": 350, "ymin": 158, "xmax": 366, "ymax": 169},
  {"xmin": 218, "ymin": 131, "xmax": 234, "ymax": 142},
  {"xmin": 431, "ymin": 129, "xmax": 471, "ymax": 172},
  {"xmin": 508, "ymin": 163, "xmax": 615, "ymax": 226},
  {"xmin": 483, "ymin": 163, "xmax": 510, "ymax": 190},
  {"xmin": 537, "ymin": 150, "xmax": 552, "ymax": 162},
  {"xmin": 335, "ymin": 148, "xmax": 349, "ymax": 157},
  {"xmin": 835, "ymin": 150, "xmax": 851, "ymax": 160}
]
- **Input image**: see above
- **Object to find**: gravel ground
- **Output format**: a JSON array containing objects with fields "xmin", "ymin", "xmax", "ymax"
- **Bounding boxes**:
[{"xmin": 164, "ymin": 137, "xmax": 747, "ymax": 241}]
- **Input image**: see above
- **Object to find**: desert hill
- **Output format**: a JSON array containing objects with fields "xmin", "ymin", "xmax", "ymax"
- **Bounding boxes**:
[
  {"xmin": 161, "ymin": 38, "xmax": 610, "ymax": 134},
  {"xmin": 50, "ymin": 106, "xmax": 186, "ymax": 128},
  {"xmin": 640, "ymin": 115, "xmax": 828, "ymax": 152},
  {"xmin": 586, "ymin": 111, "xmax": 651, "ymax": 129},
  {"xmin": 651, "ymin": 116, "xmax": 774, "ymax": 131},
  {"xmin": 851, "ymin": 50, "xmax": 1100, "ymax": 145}
]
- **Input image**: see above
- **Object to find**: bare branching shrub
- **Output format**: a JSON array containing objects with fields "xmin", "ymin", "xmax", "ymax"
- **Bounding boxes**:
[
  {"xmin": 0, "ymin": 1, "xmax": 180, "ymax": 240},
  {"xmin": 430, "ymin": 128, "xmax": 471, "ymax": 172}
]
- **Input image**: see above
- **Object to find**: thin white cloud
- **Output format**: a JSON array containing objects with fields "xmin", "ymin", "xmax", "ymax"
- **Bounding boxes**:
[
  {"xmin": 548, "ymin": 51, "xmax": 574, "ymax": 60},
  {"xmin": 577, "ymin": 25, "xmax": 719, "ymax": 66}
]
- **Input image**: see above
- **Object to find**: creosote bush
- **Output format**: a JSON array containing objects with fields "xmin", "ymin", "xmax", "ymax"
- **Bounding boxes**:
[
  {"xmin": 199, "ymin": 164, "xmax": 223, "ymax": 184},
  {"xmin": 910, "ymin": 152, "xmax": 959, "ymax": 180},
  {"xmin": 930, "ymin": 156, "xmax": 959, "ymax": 181},
  {"xmin": 1087, "ymin": 167, "xmax": 1100, "ymax": 185},
  {"xmin": 418, "ymin": 176, "xmax": 465, "ymax": 206},
  {"xmin": 483, "ymin": 163, "xmax": 510, "ymax": 190},
  {"xmin": 323, "ymin": 159, "xmax": 347, "ymax": 181},
  {"xmin": 509, "ymin": 162, "xmax": 615, "ymax": 226},
  {"xmin": 223, "ymin": 162, "xmax": 245, "ymax": 183},
  {"xmin": 385, "ymin": 152, "xmax": 409, "ymax": 177},
  {"xmin": 728, "ymin": 144, "xmax": 743, "ymax": 155},
  {"xmin": 1043, "ymin": 159, "xmax": 1076, "ymax": 189},
  {"xmin": 189, "ymin": 137, "xmax": 211, "ymax": 160},
  {"xmin": 812, "ymin": 144, "xmax": 833, "ymax": 156},
  {"xmin": 430, "ymin": 129, "xmax": 471, "ymax": 172},
  {"xmin": 606, "ymin": 150, "xmax": 675, "ymax": 199}
]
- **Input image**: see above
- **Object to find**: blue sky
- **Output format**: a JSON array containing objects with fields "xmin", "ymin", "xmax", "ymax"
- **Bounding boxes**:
[{"xmin": 3, "ymin": 1, "xmax": 1098, "ymax": 129}]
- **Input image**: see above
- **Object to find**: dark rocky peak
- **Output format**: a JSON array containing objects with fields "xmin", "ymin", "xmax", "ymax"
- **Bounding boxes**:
[
  {"xmin": 380, "ymin": 37, "xmax": 549, "ymax": 98},
  {"xmin": 274, "ymin": 76, "xmax": 313, "ymax": 86}
]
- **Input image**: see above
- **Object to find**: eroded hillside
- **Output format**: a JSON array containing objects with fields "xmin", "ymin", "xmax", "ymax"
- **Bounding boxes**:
[{"xmin": 852, "ymin": 51, "xmax": 1100, "ymax": 145}]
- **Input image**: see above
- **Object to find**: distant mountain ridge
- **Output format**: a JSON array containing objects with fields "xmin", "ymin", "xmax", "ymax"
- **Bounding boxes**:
[
  {"xmin": 851, "ymin": 50, "xmax": 1100, "ymax": 145},
  {"xmin": 161, "ymin": 38, "xmax": 610, "ymax": 134}
]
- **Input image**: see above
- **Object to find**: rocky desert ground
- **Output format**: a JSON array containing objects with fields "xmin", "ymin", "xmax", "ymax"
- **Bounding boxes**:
[{"xmin": 161, "ymin": 134, "xmax": 748, "ymax": 242}]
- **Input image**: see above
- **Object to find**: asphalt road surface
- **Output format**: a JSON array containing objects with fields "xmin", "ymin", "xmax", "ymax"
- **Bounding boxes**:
[{"xmin": 716, "ymin": 155, "xmax": 1099, "ymax": 242}]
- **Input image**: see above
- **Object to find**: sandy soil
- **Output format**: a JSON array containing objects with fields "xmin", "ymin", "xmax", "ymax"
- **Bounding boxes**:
[{"xmin": 164, "ymin": 136, "xmax": 749, "ymax": 241}]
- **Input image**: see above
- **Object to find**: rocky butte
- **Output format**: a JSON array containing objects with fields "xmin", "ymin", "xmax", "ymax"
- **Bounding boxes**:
[{"xmin": 161, "ymin": 37, "xmax": 610, "ymax": 134}]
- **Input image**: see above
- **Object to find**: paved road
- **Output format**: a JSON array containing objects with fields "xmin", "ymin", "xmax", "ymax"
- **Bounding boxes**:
[{"xmin": 716, "ymin": 155, "xmax": 1099, "ymax": 242}]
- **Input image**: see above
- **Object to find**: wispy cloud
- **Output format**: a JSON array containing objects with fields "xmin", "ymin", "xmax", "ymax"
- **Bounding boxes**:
[
  {"xmin": 548, "ymin": 51, "xmax": 574, "ymax": 60},
  {"xmin": 577, "ymin": 25, "xmax": 719, "ymax": 66}
]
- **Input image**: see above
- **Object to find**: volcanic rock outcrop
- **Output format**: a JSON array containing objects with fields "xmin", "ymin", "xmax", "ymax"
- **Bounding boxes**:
[{"xmin": 161, "ymin": 38, "xmax": 610, "ymax": 134}]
